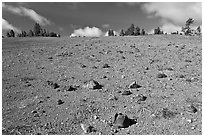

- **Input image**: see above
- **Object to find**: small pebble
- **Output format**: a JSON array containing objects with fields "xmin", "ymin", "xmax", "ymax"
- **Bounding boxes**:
[{"xmin": 122, "ymin": 90, "xmax": 132, "ymax": 95}]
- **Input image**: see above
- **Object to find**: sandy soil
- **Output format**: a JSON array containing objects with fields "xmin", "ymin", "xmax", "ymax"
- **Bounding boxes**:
[{"xmin": 2, "ymin": 35, "xmax": 202, "ymax": 135}]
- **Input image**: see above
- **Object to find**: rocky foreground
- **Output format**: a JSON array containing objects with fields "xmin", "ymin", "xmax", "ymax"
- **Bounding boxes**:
[{"xmin": 2, "ymin": 35, "xmax": 202, "ymax": 135}]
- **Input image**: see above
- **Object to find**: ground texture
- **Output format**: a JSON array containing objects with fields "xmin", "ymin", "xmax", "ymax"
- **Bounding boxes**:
[{"xmin": 2, "ymin": 35, "xmax": 202, "ymax": 135}]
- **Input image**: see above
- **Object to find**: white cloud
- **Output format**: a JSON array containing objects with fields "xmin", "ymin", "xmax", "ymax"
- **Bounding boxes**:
[
  {"xmin": 142, "ymin": 2, "xmax": 202, "ymax": 25},
  {"xmin": 70, "ymin": 26, "xmax": 103, "ymax": 37},
  {"xmin": 141, "ymin": 2, "xmax": 202, "ymax": 33},
  {"xmin": 161, "ymin": 23, "xmax": 182, "ymax": 33},
  {"xmin": 2, "ymin": 3, "xmax": 51, "ymax": 26},
  {"xmin": 2, "ymin": 18, "xmax": 21, "ymax": 33}
]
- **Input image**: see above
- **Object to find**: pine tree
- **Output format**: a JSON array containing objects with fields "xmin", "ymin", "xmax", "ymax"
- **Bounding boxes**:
[
  {"xmin": 6, "ymin": 31, "xmax": 11, "ymax": 37},
  {"xmin": 33, "ymin": 23, "xmax": 42, "ymax": 36},
  {"xmin": 108, "ymin": 29, "xmax": 114, "ymax": 36},
  {"xmin": 9, "ymin": 30, "xmax": 15, "ymax": 37},
  {"xmin": 196, "ymin": 26, "xmax": 201, "ymax": 35},
  {"xmin": 21, "ymin": 31, "xmax": 27, "ymax": 37},
  {"xmin": 141, "ymin": 29, "xmax": 145, "ymax": 35},
  {"xmin": 182, "ymin": 18, "xmax": 194, "ymax": 35},
  {"xmin": 125, "ymin": 24, "xmax": 135, "ymax": 36},
  {"xmin": 28, "ymin": 30, "xmax": 34, "ymax": 37},
  {"xmin": 154, "ymin": 27, "xmax": 162, "ymax": 35},
  {"xmin": 135, "ymin": 26, "xmax": 140, "ymax": 36},
  {"xmin": 119, "ymin": 29, "xmax": 125, "ymax": 36}
]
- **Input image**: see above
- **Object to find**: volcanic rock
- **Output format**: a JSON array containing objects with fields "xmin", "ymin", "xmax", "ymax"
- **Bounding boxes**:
[
  {"xmin": 102, "ymin": 63, "xmax": 110, "ymax": 68},
  {"xmin": 185, "ymin": 104, "xmax": 198, "ymax": 113},
  {"xmin": 80, "ymin": 124, "xmax": 95, "ymax": 133},
  {"xmin": 128, "ymin": 81, "xmax": 142, "ymax": 89},
  {"xmin": 113, "ymin": 113, "xmax": 137, "ymax": 128},
  {"xmin": 157, "ymin": 73, "xmax": 168, "ymax": 78},
  {"xmin": 82, "ymin": 80, "xmax": 103, "ymax": 90},
  {"xmin": 122, "ymin": 90, "xmax": 132, "ymax": 95},
  {"xmin": 136, "ymin": 94, "xmax": 147, "ymax": 104},
  {"xmin": 57, "ymin": 99, "xmax": 64, "ymax": 105}
]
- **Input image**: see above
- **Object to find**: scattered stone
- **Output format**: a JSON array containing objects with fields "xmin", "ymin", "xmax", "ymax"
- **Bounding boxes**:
[
  {"xmin": 93, "ymin": 115, "xmax": 99, "ymax": 120},
  {"xmin": 187, "ymin": 119, "xmax": 193, "ymax": 123},
  {"xmin": 136, "ymin": 94, "xmax": 147, "ymax": 104},
  {"xmin": 186, "ymin": 77, "xmax": 199, "ymax": 82},
  {"xmin": 102, "ymin": 63, "xmax": 110, "ymax": 68},
  {"xmin": 80, "ymin": 64, "xmax": 86, "ymax": 68},
  {"xmin": 113, "ymin": 113, "xmax": 137, "ymax": 128},
  {"xmin": 185, "ymin": 104, "xmax": 198, "ymax": 113},
  {"xmin": 57, "ymin": 99, "xmax": 64, "ymax": 105},
  {"xmin": 31, "ymin": 110, "xmax": 38, "ymax": 114},
  {"xmin": 82, "ymin": 80, "xmax": 103, "ymax": 90},
  {"xmin": 80, "ymin": 123, "xmax": 95, "ymax": 133},
  {"xmin": 48, "ymin": 56, "xmax": 53, "ymax": 59},
  {"xmin": 179, "ymin": 74, "xmax": 185, "ymax": 78},
  {"xmin": 157, "ymin": 73, "xmax": 167, "ymax": 78},
  {"xmin": 47, "ymin": 80, "xmax": 60, "ymax": 89},
  {"xmin": 144, "ymin": 67, "xmax": 149, "ymax": 70},
  {"xmin": 122, "ymin": 90, "xmax": 132, "ymax": 95},
  {"xmin": 128, "ymin": 81, "xmax": 142, "ymax": 89},
  {"xmin": 166, "ymin": 67, "xmax": 173, "ymax": 71},
  {"xmin": 67, "ymin": 85, "xmax": 78, "ymax": 91},
  {"xmin": 109, "ymin": 95, "xmax": 118, "ymax": 100}
]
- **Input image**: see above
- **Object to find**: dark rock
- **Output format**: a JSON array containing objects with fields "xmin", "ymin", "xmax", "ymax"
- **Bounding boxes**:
[
  {"xmin": 67, "ymin": 85, "xmax": 78, "ymax": 91},
  {"xmin": 57, "ymin": 99, "xmax": 64, "ymax": 105},
  {"xmin": 31, "ymin": 110, "xmax": 37, "ymax": 114},
  {"xmin": 166, "ymin": 67, "xmax": 173, "ymax": 71},
  {"xmin": 128, "ymin": 81, "xmax": 142, "ymax": 89},
  {"xmin": 80, "ymin": 124, "xmax": 96, "ymax": 133},
  {"xmin": 113, "ymin": 113, "xmax": 137, "ymax": 128},
  {"xmin": 144, "ymin": 67, "xmax": 149, "ymax": 70},
  {"xmin": 83, "ymin": 80, "xmax": 103, "ymax": 90},
  {"xmin": 179, "ymin": 74, "xmax": 185, "ymax": 78},
  {"xmin": 122, "ymin": 90, "xmax": 132, "ymax": 95},
  {"xmin": 80, "ymin": 64, "xmax": 86, "ymax": 68},
  {"xmin": 136, "ymin": 94, "xmax": 147, "ymax": 104},
  {"xmin": 102, "ymin": 64, "xmax": 110, "ymax": 68},
  {"xmin": 47, "ymin": 81, "xmax": 60, "ymax": 89},
  {"xmin": 186, "ymin": 77, "xmax": 199, "ymax": 82},
  {"xmin": 186, "ymin": 104, "xmax": 198, "ymax": 113},
  {"xmin": 157, "ymin": 73, "xmax": 167, "ymax": 78}
]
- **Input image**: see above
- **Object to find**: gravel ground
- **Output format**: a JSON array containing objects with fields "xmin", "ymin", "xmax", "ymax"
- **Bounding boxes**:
[{"xmin": 2, "ymin": 35, "xmax": 202, "ymax": 135}]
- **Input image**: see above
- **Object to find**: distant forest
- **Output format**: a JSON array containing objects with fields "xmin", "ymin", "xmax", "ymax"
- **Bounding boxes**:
[
  {"xmin": 5, "ymin": 23, "xmax": 60, "ymax": 38},
  {"xmin": 4, "ymin": 18, "xmax": 201, "ymax": 38}
]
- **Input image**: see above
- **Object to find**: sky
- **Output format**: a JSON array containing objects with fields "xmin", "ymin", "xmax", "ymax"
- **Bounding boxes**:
[{"xmin": 2, "ymin": 2, "xmax": 202, "ymax": 36}]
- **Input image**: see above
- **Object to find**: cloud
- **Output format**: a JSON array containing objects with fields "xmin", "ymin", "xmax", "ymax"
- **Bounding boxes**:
[
  {"xmin": 2, "ymin": 18, "xmax": 21, "ymax": 33},
  {"xmin": 141, "ymin": 2, "xmax": 202, "ymax": 25},
  {"xmin": 2, "ymin": 3, "xmax": 51, "ymax": 26},
  {"xmin": 161, "ymin": 23, "xmax": 182, "ymax": 33},
  {"xmin": 70, "ymin": 26, "xmax": 103, "ymax": 37},
  {"xmin": 102, "ymin": 24, "xmax": 110, "ymax": 28},
  {"xmin": 141, "ymin": 2, "xmax": 201, "ymax": 33}
]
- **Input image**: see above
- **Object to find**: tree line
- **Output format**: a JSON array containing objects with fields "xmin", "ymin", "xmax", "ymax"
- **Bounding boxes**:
[
  {"xmin": 119, "ymin": 24, "xmax": 146, "ymax": 36},
  {"xmin": 6, "ymin": 23, "xmax": 60, "ymax": 38},
  {"xmin": 107, "ymin": 18, "xmax": 201, "ymax": 36}
]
